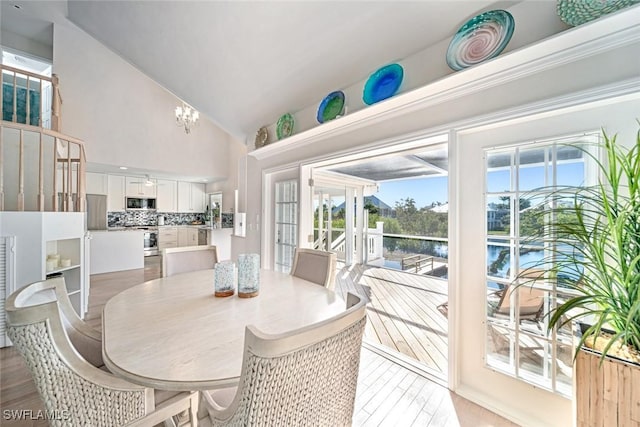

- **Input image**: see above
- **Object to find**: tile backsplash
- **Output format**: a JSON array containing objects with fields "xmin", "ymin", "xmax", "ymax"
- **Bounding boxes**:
[{"xmin": 108, "ymin": 211, "xmax": 205, "ymax": 227}]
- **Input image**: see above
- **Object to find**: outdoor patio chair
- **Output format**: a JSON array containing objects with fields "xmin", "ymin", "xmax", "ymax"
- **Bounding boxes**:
[
  {"xmin": 490, "ymin": 268, "xmax": 547, "ymax": 322},
  {"xmin": 197, "ymin": 293, "xmax": 366, "ymax": 426},
  {"xmin": 162, "ymin": 245, "xmax": 218, "ymax": 277},
  {"xmin": 290, "ymin": 248, "xmax": 337, "ymax": 290},
  {"xmin": 5, "ymin": 278, "xmax": 198, "ymax": 426}
]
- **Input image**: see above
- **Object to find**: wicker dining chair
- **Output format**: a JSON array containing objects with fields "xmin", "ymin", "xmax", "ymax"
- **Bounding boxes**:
[
  {"xmin": 198, "ymin": 292, "xmax": 366, "ymax": 427},
  {"xmin": 290, "ymin": 248, "xmax": 337, "ymax": 290},
  {"xmin": 162, "ymin": 245, "xmax": 218, "ymax": 277},
  {"xmin": 6, "ymin": 279, "xmax": 198, "ymax": 427},
  {"xmin": 42, "ymin": 276, "xmax": 105, "ymax": 367}
]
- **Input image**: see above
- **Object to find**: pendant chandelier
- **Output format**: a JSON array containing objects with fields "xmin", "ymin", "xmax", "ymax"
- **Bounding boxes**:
[{"xmin": 175, "ymin": 103, "xmax": 199, "ymax": 134}]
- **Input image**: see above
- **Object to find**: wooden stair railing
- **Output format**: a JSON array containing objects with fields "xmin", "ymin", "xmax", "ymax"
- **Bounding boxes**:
[
  {"xmin": 0, "ymin": 121, "xmax": 86, "ymax": 212},
  {"xmin": 1, "ymin": 65, "xmax": 84, "ymax": 212},
  {"xmin": 1, "ymin": 64, "xmax": 60, "ymax": 131}
]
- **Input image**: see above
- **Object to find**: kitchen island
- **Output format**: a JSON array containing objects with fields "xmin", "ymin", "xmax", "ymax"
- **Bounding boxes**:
[{"xmin": 89, "ymin": 229, "xmax": 144, "ymax": 274}]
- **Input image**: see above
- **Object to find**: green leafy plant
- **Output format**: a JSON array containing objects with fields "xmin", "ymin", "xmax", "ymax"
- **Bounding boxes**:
[{"xmin": 519, "ymin": 126, "xmax": 640, "ymax": 361}]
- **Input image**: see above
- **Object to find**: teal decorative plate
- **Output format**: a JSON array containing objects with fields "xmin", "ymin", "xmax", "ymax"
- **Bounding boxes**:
[
  {"xmin": 276, "ymin": 113, "xmax": 294, "ymax": 140},
  {"xmin": 317, "ymin": 91, "xmax": 345, "ymax": 123},
  {"xmin": 557, "ymin": 0, "xmax": 640, "ymax": 26},
  {"xmin": 362, "ymin": 63, "xmax": 404, "ymax": 105},
  {"xmin": 446, "ymin": 9, "xmax": 514, "ymax": 71}
]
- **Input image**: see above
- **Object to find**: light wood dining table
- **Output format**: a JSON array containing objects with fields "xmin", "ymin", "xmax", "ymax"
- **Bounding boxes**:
[{"xmin": 102, "ymin": 268, "xmax": 347, "ymax": 391}]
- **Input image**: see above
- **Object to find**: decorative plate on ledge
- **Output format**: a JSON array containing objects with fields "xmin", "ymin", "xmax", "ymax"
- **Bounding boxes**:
[
  {"xmin": 446, "ymin": 9, "xmax": 515, "ymax": 71},
  {"xmin": 362, "ymin": 63, "xmax": 404, "ymax": 105},
  {"xmin": 317, "ymin": 90, "xmax": 346, "ymax": 123},
  {"xmin": 276, "ymin": 113, "xmax": 294, "ymax": 140},
  {"xmin": 557, "ymin": 0, "xmax": 640, "ymax": 26},
  {"xmin": 254, "ymin": 126, "xmax": 268, "ymax": 149}
]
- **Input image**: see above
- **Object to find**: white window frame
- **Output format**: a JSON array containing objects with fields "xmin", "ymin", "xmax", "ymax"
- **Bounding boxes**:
[{"xmin": 483, "ymin": 132, "xmax": 600, "ymax": 396}]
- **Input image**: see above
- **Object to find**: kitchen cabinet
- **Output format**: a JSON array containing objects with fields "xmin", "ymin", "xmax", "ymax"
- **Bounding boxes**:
[
  {"xmin": 177, "ymin": 227, "xmax": 198, "ymax": 247},
  {"xmin": 86, "ymin": 172, "xmax": 108, "ymax": 195},
  {"xmin": 177, "ymin": 182, "xmax": 205, "ymax": 213},
  {"xmin": 159, "ymin": 227, "xmax": 178, "ymax": 250},
  {"xmin": 126, "ymin": 176, "xmax": 157, "ymax": 197},
  {"xmin": 107, "ymin": 175, "xmax": 125, "ymax": 211},
  {"xmin": 156, "ymin": 179, "xmax": 177, "ymax": 213}
]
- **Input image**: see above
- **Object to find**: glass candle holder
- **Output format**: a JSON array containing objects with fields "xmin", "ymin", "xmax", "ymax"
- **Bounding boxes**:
[
  {"xmin": 237, "ymin": 253, "xmax": 260, "ymax": 298},
  {"xmin": 214, "ymin": 261, "xmax": 236, "ymax": 297}
]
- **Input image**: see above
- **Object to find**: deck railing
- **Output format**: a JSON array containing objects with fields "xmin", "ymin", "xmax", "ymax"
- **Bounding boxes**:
[{"xmin": 312, "ymin": 222, "xmax": 448, "ymax": 276}]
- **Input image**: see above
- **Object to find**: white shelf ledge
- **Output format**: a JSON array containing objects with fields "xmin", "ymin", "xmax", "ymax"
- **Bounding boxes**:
[
  {"xmin": 46, "ymin": 264, "xmax": 81, "ymax": 275},
  {"xmin": 249, "ymin": 7, "xmax": 640, "ymax": 162}
]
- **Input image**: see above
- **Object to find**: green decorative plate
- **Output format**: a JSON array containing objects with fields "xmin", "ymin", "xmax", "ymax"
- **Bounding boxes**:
[{"xmin": 276, "ymin": 113, "xmax": 294, "ymax": 140}]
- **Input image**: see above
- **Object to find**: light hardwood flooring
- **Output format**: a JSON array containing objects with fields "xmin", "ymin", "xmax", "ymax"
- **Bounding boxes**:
[{"xmin": 0, "ymin": 256, "xmax": 518, "ymax": 426}]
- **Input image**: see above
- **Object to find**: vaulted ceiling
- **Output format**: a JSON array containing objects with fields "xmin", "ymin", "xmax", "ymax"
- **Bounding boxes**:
[{"xmin": 2, "ymin": 0, "xmax": 565, "ymax": 144}]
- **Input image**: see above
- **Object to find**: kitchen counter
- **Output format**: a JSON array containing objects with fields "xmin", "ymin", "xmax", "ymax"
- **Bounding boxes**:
[
  {"xmin": 158, "ymin": 224, "xmax": 210, "ymax": 229},
  {"xmin": 89, "ymin": 229, "xmax": 144, "ymax": 274}
]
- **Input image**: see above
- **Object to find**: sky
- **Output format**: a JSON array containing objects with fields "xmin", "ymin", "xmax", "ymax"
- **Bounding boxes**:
[
  {"xmin": 376, "ymin": 176, "xmax": 448, "ymax": 209},
  {"xmin": 374, "ymin": 161, "xmax": 584, "ymax": 210}
]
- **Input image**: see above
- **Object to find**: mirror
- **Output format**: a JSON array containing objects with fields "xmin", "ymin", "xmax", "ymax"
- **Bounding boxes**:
[{"xmin": 207, "ymin": 192, "xmax": 223, "ymax": 228}]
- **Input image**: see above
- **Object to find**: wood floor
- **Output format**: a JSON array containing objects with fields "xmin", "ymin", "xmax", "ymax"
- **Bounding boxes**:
[
  {"xmin": 0, "ymin": 256, "xmax": 518, "ymax": 426},
  {"xmin": 335, "ymin": 264, "xmax": 449, "ymax": 378}
]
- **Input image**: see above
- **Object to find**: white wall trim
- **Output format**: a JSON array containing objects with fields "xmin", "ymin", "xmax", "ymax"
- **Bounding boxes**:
[{"xmin": 249, "ymin": 7, "xmax": 640, "ymax": 161}]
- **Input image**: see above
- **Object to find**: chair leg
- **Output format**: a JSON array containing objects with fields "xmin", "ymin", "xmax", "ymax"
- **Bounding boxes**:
[{"xmin": 188, "ymin": 392, "xmax": 199, "ymax": 427}]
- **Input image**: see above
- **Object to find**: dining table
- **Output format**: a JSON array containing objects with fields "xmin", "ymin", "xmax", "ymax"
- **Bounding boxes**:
[{"xmin": 102, "ymin": 268, "xmax": 347, "ymax": 391}]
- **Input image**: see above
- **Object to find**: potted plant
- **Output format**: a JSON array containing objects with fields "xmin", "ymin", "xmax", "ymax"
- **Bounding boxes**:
[{"xmin": 519, "ymin": 126, "xmax": 640, "ymax": 425}]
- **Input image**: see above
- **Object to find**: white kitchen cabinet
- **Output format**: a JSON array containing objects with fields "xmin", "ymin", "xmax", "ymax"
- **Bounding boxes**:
[
  {"xmin": 177, "ymin": 181, "xmax": 205, "ymax": 213},
  {"xmin": 107, "ymin": 175, "xmax": 125, "ymax": 211},
  {"xmin": 156, "ymin": 179, "xmax": 177, "ymax": 212},
  {"xmin": 126, "ymin": 176, "xmax": 157, "ymax": 197},
  {"xmin": 86, "ymin": 172, "xmax": 108, "ymax": 195},
  {"xmin": 191, "ymin": 183, "xmax": 205, "ymax": 213},
  {"xmin": 177, "ymin": 227, "xmax": 198, "ymax": 247},
  {"xmin": 159, "ymin": 227, "xmax": 178, "ymax": 250}
]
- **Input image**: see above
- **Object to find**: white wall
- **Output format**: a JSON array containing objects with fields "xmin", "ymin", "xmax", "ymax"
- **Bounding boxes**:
[
  {"xmin": 206, "ymin": 138, "xmax": 247, "ymax": 215},
  {"xmin": 1, "ymin": 28, "xmax": 53, "ymax": 60},
  {"xmin": 53, "ymin": 21, "xmax": 244, "ymax": 181}
]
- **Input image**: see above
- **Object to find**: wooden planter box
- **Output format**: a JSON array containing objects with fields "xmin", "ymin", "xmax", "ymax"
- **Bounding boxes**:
[{"xmin": 575, "ymin": 348, "xmax": 640, "ymax": 426}]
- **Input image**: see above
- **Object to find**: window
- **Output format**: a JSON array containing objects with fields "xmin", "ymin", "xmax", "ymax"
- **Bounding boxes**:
[
  {"xmin": 2, "ymin": 48, "xmax": 53, "ymax": 128},
  {"xmin": 274, "ymin": 180, "xmax": 298, "ymax": 273},
  {"xmin": 484, "ymin": 133, "xmax": 599, "ymax": 396}
]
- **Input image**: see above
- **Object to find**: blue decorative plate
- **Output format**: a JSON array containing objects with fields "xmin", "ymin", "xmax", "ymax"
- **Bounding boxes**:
[
  {"xmin": 362, "ymin": 63, "xmax": 404, "ymax": 105},
  {"xmin": 317, "ymin": 91, "xmax": 345, "ymax": 123},
  {"xmin": 446, "ymin": 10, "xmax": 515, "ymax": 71},
  {"xmin": 276, "ymin": 113, "xmax": 294, "ymax": 140}
]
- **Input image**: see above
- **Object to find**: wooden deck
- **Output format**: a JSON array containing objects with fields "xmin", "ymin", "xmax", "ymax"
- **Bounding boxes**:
[{"xmin": 335, "ymin": 263, "xmax": 449, "ymax": 378}]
